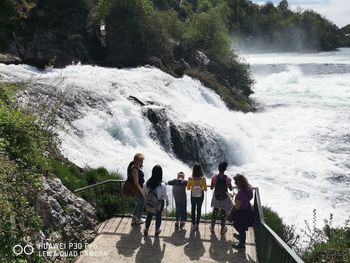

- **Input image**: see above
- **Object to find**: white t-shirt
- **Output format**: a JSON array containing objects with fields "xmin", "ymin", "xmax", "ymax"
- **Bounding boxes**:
[{"xmin": 143, "ymin": 182, "xmax": 169, "ymax": 203}]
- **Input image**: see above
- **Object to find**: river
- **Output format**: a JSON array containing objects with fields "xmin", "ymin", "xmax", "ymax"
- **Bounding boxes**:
[{"xmin": 0, "ymin": 48, "xmax": 349, "ymax": 229}]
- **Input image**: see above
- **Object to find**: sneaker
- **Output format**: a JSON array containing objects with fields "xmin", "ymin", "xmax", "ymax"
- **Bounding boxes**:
[
  {"xmin": 209, "ymin": 225, "xmax": 215, "ymax": 233},
  {"xmin": 175, "ymin": 222, "xmax": 179, "ymax": 229},
  {"xmin": 131, "ymin": 218, "xmax": 136, "ymax": 226},
  {"xmin": 220, "ymin": 226, "xmax": 227, "ymax": 234},
  {"xmin": 191, "ymin": 224, "xmax": 196, "ymax": 231},
  {"xmin": 135, "ymin": 218, "xmax": 145, "ymax": 225},
  {"xmin": 155, "ymin": 229, "xmax": 161, "ymax": 236},
  {"xmin": 180, "ymin": 222, "xmax": 185, "ymax": 228},
  {"xmin": 232, "ymin": 243, "xmax": 246, "ymax": 250},
  {"xmin": 143, "ymin": 228, "xmax": 148, "ymax": 236}
]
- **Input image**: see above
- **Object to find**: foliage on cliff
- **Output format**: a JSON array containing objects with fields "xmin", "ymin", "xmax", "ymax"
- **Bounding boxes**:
[
  {"xmin": 263, "ymin": 206, "xmax": 350, "ymax": 262},
  {"xmin": 85, "ymin": 0, "xmax": 254, "ymax": 111},
  {"xmin": 229, "ymin": 0, "xmax": 344, "ymax": 51},
  {"xmin": 0, "ymin": 82, "xmax": 126, "ymax": 261},
  {"xmin": 0, "ymin": 82, "xmax": 45, "ymax": 261}
]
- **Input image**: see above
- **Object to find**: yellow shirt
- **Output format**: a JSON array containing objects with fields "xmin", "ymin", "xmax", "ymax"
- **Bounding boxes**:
[{"xmin": 187, "ymin": 177, "xmax": 207, "ymax": 191}]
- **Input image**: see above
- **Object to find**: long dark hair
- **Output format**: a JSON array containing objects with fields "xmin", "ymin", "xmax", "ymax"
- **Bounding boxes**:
[
  {"xmin": 146, "ymin": 165, "xmax": 163, "ymax": 190},
  {"xmin": 218, "ymin": 161, "xmax": 227, "ymax": 174},
  {"xmin": 192, "ymin": 163, "xmax": 203, "ymax": 178}
]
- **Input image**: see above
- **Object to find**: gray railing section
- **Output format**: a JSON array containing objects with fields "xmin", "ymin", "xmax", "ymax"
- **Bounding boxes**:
[
  {"xmin": 253, "ymin": 187, "xmax": 304, "ymax": 263},
  {"xmin": 75, "ymin": 179, "xmax": 304, "ymax": 263}
]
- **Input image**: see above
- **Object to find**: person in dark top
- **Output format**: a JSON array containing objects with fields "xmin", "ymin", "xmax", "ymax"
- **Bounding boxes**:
[
  {"xmin": 231, "ymin": 174, "xmax": 254, "ymax": 250},
  {"xmin": 168, "ymin": 171, "xmax": 188, "ymax": 229},
  {"xmin": 128, "ymin": 153, "xmax": 145, "ymax": 226},
  {"xmin": 210, "ymin": 161, "xmax": 233, "ymax": 234}
]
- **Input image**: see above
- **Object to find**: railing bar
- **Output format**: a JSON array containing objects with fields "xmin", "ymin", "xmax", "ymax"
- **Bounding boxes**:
[{"xmin": 74, "ymin": 179, "xmax": 124, "ymax": 193}]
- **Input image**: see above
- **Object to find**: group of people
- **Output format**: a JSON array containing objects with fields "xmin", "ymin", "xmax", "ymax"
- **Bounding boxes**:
[{"xmin": 126, "ymin": 153, "xmax": 254, "ymax": 250}]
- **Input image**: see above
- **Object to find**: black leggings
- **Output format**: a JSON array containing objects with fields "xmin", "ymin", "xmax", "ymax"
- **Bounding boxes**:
[
  {"xmin": 238, "ymin": 230, "xmax": 246, "ymax": 246},
  {"xmin": 191, "ymin": 196, "xmax": 204, "ymax": 225},
  {"xmin": 211, "ymin": 208, "xmax": 226, "ymax": 227}
]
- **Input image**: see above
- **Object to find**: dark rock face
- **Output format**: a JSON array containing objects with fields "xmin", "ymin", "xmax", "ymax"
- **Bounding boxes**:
[
  {"xmin": 0, "ymin": 53, "xmax": 22, "ymax": 64},
  {"xmin": 143, "ymin": 106, "xmax": 227, "ymax": 173},
  {"xmin": 7, "ymin": 0, "xmax": 94, "ymax": 68},
  {"xmin": 145, "ymin": 107, "xmax": 172, "ymax": 152},
  {"xmin": 170, "ymin": 123, "xmax": 227, "ymax": 173}
]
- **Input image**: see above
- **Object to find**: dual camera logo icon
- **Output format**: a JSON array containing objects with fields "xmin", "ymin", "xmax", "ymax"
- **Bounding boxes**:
[{"xmin": 12, "ymin": 244, "xmax": 34, "ymax": 256}]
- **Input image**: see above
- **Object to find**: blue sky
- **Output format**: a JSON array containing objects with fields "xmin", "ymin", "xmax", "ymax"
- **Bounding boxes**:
[{"xmin": 251, "ymin": 0, "xmax": 350, "ymax": 27}]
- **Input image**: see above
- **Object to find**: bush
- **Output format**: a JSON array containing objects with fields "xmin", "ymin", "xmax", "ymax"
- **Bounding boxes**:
[
  {"xmin": 0, "ymin": 83, "xmax": 45, "ymax": 261},
  {"xmin": 263, "ymin": 206, "xmax": 299, "ymax": 249},
  {"xmin": 184, "ymin": 2, "xmax": 231, "ymax": 60},
  {"xmin": 185, "ymin": 69, "xmax": 253, "ymax": 112},
  {"xmin": 301, "ymin": 210, "xmax": 350, "ymax": 263},
  {"xmin": 0, "ymin": 83, "xmax": 51, "ymax": 170}
]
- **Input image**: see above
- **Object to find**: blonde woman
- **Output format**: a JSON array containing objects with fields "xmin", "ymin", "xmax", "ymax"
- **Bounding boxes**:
[
  {"xmin": 187, "ymin": 163, "xmax": 207, "ymax": 231},
  {"xmin": 127, "ymin": 153, "xmax": 145, "ymax": 225}
]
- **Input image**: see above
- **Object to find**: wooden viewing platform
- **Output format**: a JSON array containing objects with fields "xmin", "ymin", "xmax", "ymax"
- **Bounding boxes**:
[{"xmin": 76, "ymin": 217, "xmax": 256, "ymax": 263}]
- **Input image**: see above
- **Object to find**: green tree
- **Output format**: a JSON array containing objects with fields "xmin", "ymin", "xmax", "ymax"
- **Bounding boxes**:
[{"xmin": 278, "ymin": 0, "xmax": 289, "ymax": 12}]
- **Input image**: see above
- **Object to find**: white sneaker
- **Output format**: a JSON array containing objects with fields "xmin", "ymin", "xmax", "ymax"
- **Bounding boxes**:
[{"xmin": 220, "ymin": 226, "xmax": 227, "ymax": 234}]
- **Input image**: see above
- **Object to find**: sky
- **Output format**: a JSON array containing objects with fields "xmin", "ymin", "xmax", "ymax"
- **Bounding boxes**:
[{"xmin": 251, "ymin": 0, "xmax": 350, "ymax": 28}]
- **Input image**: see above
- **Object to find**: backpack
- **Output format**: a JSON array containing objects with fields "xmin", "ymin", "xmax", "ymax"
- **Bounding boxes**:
[
  {"xmin": 145, "ymin": 188, "xmax": 161, "ymax": 213},
  {"xmin": 122, "ymin": 162, "xmax": 137, "ymax": 196},
  {"xmin": 214, "ymin": 175, "xmax": 228, "ymax": 200},
  {"xmin": 191, "ymin": 184, "xmax": 203, "ymax": 198}
]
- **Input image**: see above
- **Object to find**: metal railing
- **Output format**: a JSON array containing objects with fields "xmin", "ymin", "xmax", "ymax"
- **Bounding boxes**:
[
  {"xmin": 253, "ymin": 187, "xmax": 304, "ymax": 263},
  {"xmin": 75, "ymin": 180, "xmax": 304, "ymax": 263},
  {"xmin": 74, "ymin": 179, "xmax": 215, "ymax": 219}
]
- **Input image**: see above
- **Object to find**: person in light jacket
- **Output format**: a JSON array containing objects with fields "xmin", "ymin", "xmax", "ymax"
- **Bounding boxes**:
[{"xmin": 143, "ymin": 165, "xmax": 169, "ymax": 236}]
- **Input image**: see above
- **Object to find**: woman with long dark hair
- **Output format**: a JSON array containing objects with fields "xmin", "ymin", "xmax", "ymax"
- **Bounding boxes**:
[
  {"xmin": 187, "ymin": 163, "xmax": 207, "ymax": 231},
  {"xmin": 143, "ymin": 165, "xmax": 169, "ymax": 236},
  {"xmin": 231, "ymin": 174, "xmax": 253, "ymax": 250}
]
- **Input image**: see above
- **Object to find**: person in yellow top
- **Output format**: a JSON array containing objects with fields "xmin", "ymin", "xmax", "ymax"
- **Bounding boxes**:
[{"xmin": 187, "ymin": 163, "xmax": 207, "ymax": 231}]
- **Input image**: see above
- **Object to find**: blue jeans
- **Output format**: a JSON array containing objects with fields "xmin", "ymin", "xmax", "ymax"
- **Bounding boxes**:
[
  {"xmin": 176, "ymin": 202, "xmax": 187, "ymax": 222},
  {"xmin": 191, "ymin": 196, "xmax": 204, "ymax": 225},
  {"xmin": 145, "ymin": 200, "xmax": 165, "ymax": 230},
  {"xmin": 133, "ymin": 193, "xmax": 144, "ymax": 219}
]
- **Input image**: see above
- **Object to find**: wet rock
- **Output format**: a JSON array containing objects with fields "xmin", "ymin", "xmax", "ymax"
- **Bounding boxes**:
[
  {"xmin": 193, "ymin": 50, "xmax": 210, "ymax": 67},
  {"xmin": 0, "ymin": 53, "xmax": 22, "ymax": 64},
  {"xmin": 144, "ymin": 107, "xmax": 227, "ymax": 173}
]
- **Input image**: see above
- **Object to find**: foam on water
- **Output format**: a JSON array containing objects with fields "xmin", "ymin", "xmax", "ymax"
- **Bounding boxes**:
[{"xmin": 0, "ymin": 48, "xmax": 349, "ymax": 229}]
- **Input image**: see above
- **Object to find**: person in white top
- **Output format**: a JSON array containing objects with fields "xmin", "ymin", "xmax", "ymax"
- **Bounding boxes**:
[{"xmin": 143, "ymin": 165, "xmax": 169, "ymax": 236}]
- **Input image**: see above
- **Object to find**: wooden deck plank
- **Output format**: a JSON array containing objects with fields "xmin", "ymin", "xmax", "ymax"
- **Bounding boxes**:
[{"xmin": 76, "ymin": 217, "xmax": 257, "ymax": 263}]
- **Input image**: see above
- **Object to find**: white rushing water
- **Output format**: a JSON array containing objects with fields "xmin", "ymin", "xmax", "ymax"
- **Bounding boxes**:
[{"xmin": 0, "ymin": 48, "xmax": 349, "ymax": 229}]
